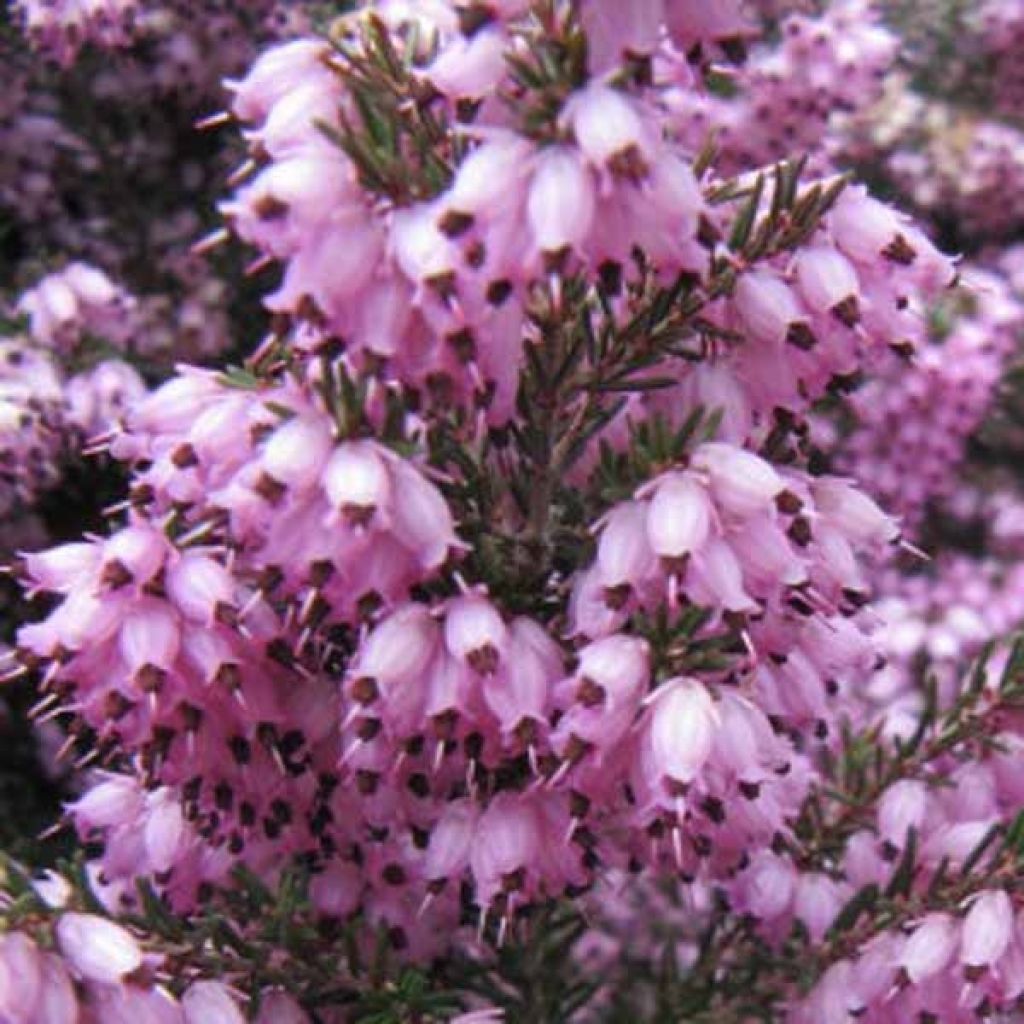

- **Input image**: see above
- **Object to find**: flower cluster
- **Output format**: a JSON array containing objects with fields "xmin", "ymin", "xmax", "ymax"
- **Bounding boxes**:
[
  {"xmin": 0, "ymin": 905, "xmax": 308, "ymax": 1022},
  {"xmin": 3, "ymin": 0, "xmax": 1024, "ymax": 1020},
  {"xmin": 836, "ymin": 263, "xmax": 1024, "ymax": 532},
  {"xmin": 668, "ymin": 0, "xmax": 896, "ymax": 175}
]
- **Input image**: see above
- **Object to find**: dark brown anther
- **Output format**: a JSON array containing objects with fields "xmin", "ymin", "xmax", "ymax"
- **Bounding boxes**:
[
  {"xmin": 355, "ymin": 770, "xmax": 379, "ymax": 795},
  {"xmin": 258, "ymin": 565, "xmax": 284, "ymax": 593},
  {"xmin": 603, "ymin": 583, "xmax": 632, "ymax": 610},
  {"xmin": 136, "ymin": 664, "xmax": 166, "ymax": 693},
  {"xmin": 738, "ymin": 780, "xmax": 761, "ymax": 800},
  {"xmin": 831, "ymin": 295, "xmax": 860, "ymax": 327},
  {"xmin": 382, "ymin": 863, "xmax": 407, "ymax": 886},
  {"xmin": 265, "ymin": 637, "xmax": 295, "ymax": 668},
  {"xmin": 607, "ymin": 144, "xmax": 650, "ymax": 182},
  {"xmin": 100, "ymin": 559, "xmax": 133, "ymax": 589},
  {"xmin": 170, "ymin": 443, "xmax": 199, "ymax": 469},
  {"xmin": 785, "ymin": 321, "xmax": 818, "ymax": 350},
  {"xmin": 775, "ymin": 490, "xmax": 803, "ymax": 515},
  {"xmin": 501, "ymin": 867, "xmax": 526, "ymax": 893},
  {"xmin": 456, "ymin": 2, "xmax": 493, "ymax": 36},
  {"xmin": 787, "ymin": 517, "xmax": 812, "ymax": 547},
  {"xmin": 215, "ymin": 663, "xmax": 242, "ymax": 692},
  {"xmin": 228, "ymin": 735, "xmax": 252, "ymax": 765},
  {"xmin": 438, "ymin": 209, "xmax": 474, "ymax": 238},
  {"xmin": 214, "ymin": 601, "xmax": 239, "ymax": 627},
  {"xmin": 179, "ymin": 702, "xmax": 203, "ymax": 732},
  {"xmin": 356, "ymin": 717, "xmax": 382, "ymax": 742},
  {"xmin": 350, "ymin": 676, "xmax": 379, "ymax": 705},
  {"xmin": 576, "ymin": 677, "xmax": 606, "ymax": 708},
  {"xmin": 486, "ymin": 278, "xmax": 513, "ymax": 306},
  {"xmin": 466, "ymin": 643, "xmax": 500, "ymax": 676},
  {"xmin": 446, "ymin": 327, "xmax": 477, "ymax": 364},
  {"xmin": 425, "ymin": 271, "xmax": 458, "ymax": 302},
  {"xmin": 569, "ymin": 790, "xmax": 591, "ymax": 819},
  {"xmin": 407, "ymin": 773, "xmax": 430, "ymax": 798},
  {"xmin": 307, "ymin": 559, "xmax": 334, "ymax": 588},
  {"xmin": 882, "ymin": 233, "xmax": 917, "ymax": 265},
  {"xmin": 249, "ymin": 422, "xmax": 273, "ymax": 445},
  {"xmin": 465, "ymin": 240, "xmax": 486, "ymax": 269},
  {"xmin": 254, "ymin": 195, "xmax": 289, "ymax": 220},
  {"xmin": 104, "ymin": 690, "xmax": 135, "ymax": 721},
  {"xmin": 214, "ymin": 783, "xmax": 234, "ymax": 812},
  {"xmin": 432, "ymin": 710, "xmax": 458, "ymax": 740},
  {"xmin": 701, "ymin": 797, "xmax": 726, "ymax": 824},
  {"xmin": 564, "ymin": 734, "xmax": 593, "ymax": 765},
  {"xmin": 239, "ymin": 801, "xmax": 256, "ymax": 827},
  {"xmin": 253, "ymin": 472, "xmax": 286, "ymax": 505}
]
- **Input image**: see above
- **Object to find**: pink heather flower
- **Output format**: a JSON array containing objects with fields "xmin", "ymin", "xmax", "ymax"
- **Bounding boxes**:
[
  {"xmin": 260, "ymin": 414, "xmax": 335, "ymax": 493},
  {"xmin": 877, "ymin": 779, "xmax": 928, "ymax": 848},
  {"xmin": 580, "ymin": 0, "xmax": 664, "ymax": 74},
  {"xmin": 663, "ymin": 0, "xmax": 752, "ymax": 49},
  {"xmin": 144, "ymin": 790, "xmax": 189, "ymax": 873},
  {"xmin": 792, "ymin": 873, "xmax": 847, "ymax": 943},
  {"xmin": 254, "ymin": 990, "xmax": 310, "ymax": 1024},
  {"xmin": 309, "ymin": 862, "xmax": 362, "ymax": 919},
  {"xmin": 451, "ymin": 1010, "xmax": 504, "ymax": 1024},
  {"xmin": 88, "ymin": 982, "xmax": 185, "ymax": 1024},
  {"xmin": 56, "ymin": 913, "xmax": 143, "ymax": 984},
  {"xmin": 526, "ymin": 147, "xmax": 597, "ymax": 259},
  {"xmin": 442, "ymin": 132, "xmax": 534, "ymax": 222},
  {"xmin": 645, "ymin": 473, "xmax": 712, "ymax": 562},
  {"xmin": 732, "ymin": 270, "xmax": 805, "ymax": 346},
  {"xmin": 482, "ymin": 616, "xmax": 561, "ymax": 734},
  {"xmin": 444, "ymin": 594, "xmax": 509, "ymax": 674},
  {"xmin": 899, "ymin": 913, "xmax": 959, "ymax": 983},
  {"xmin": 31, "ymin": 952, "xmax": 79, "ymax": 1022},
  {"xmin": 17, "ymin": 262, "xmax": 135, "ymax": 353},
  {"xmin": 564, "ymin": 83, "xmax": 654, "ymax": 173},
  {"xmin": 644, "ymin": 678, "xmax": 720, "ymax": 787},
  {"xmin": 596, "ymin": 502, "xmax": 656, "ymax": 591},
  {"xmin": 426, "ymin": 25, "xmax": 508, "ymax": 99},
  {"xmin": 961, "ymin": 889, "xmax": 1015, "ymax": 970},
  {"xmin": 70, "ymin": 774, "xmax": 145, "ymax": 831},
  {"xmin": 692, "ymin": 443, "xmax": 785, "ymax": 518},
  {"xmin": 811, "ymin": 477, "xmax": 900, "ymax": 546},
  {"xmin": 0, "ymin": 932, "xmax": 42, "ymax": 1020},
  {"xmin": 226, "ymin": 37, "xmax": 336, "ymax": 125},
  {"xmin": 794, "ymin": 247, "xmax": 862, "ymax": 322},
  {"xmin": 469, "ymin": 793, "xmax": 542, "ymax": 906},
  {"xmin": 11, "ymin": 0, "xmax": 139, "ymax": 64},
  {"xmin": 424, "ymin": 799, "xmax": 479, "ymax": 884},
  {"xmin": 690, "ymin": 537, "xmax": 758, "ymax": 613},
  {"xmin": 182, "ymin": 981, "xmax": 245, "ymax": 1024},
  {"xmin": 736, "ymin": 852, "xmax": 797, "ymax": 922}
]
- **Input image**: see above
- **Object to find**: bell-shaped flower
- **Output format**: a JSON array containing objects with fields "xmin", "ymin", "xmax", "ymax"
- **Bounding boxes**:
[
  {"xmin": 182, "ymin": 981, "xmax": 246, "ymax": 1024},
  {"xmin": 56, "ymin": 913, "xmax": 143, "ymax": 984}
]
